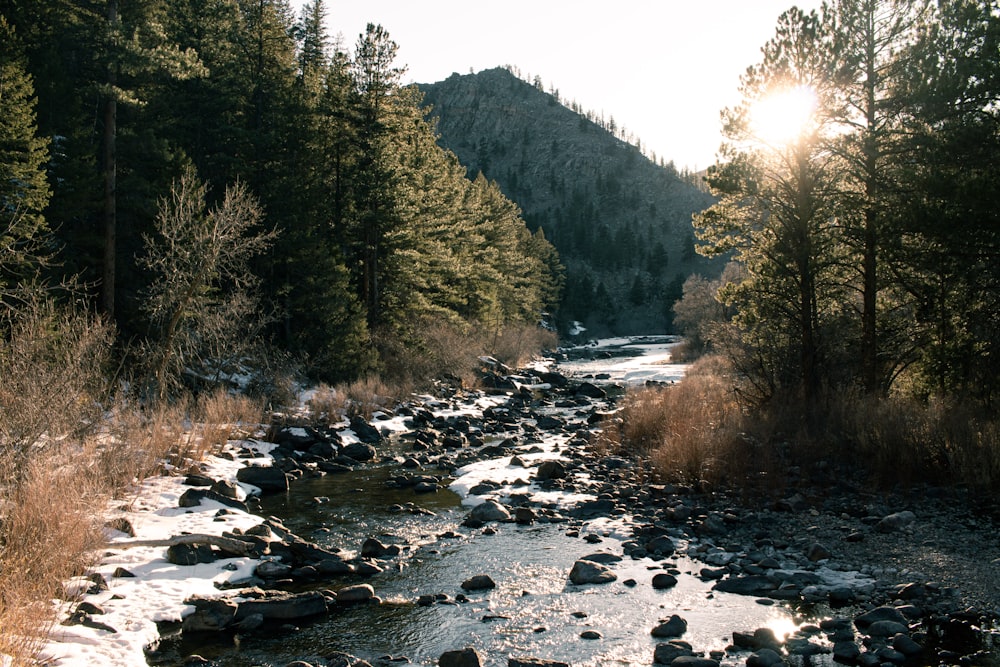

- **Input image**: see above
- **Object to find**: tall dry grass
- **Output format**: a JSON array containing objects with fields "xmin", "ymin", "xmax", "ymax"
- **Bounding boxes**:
[
  {"xmin": 0, "ymin": 294, "xmax": 265, "ymax": 664},
  {"xmin": 607, "ymin": 355, "xmax": 752, "ymax": 486},
  {"xmin": 610, "ymin": 352, "xmax": 1000, "ymax": 493}
]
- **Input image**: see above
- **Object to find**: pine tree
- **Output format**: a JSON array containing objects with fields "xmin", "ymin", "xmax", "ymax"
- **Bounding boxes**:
[{"xmin": 0, "ymin": 15, "xmax": 51, "ymax": 292}]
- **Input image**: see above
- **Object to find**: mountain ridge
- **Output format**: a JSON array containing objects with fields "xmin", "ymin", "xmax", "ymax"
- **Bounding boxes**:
[{"xmin": 418, "ymin": 67, "xmax": 721, "ymax": 335}]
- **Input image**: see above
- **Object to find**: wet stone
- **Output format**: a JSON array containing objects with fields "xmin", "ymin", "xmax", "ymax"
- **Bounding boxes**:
[{"xmin": 650, "ymin": 614, "xmax": 687, "ymax": 638}]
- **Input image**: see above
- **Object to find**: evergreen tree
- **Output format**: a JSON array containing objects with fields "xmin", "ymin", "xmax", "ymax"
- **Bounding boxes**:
[{"xmin": 0, "ymin": 15, "xmax": 51, "ymax": 291}]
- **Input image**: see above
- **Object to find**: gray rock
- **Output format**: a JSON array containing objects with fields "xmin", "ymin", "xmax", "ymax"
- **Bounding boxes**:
[
  {"xmin": 646, "ymin": 535, "xmax": 675, "ymax": 556},
  {"xmin": 670, "ymin": 657, "xmax": 719, "ymax": 667},
  {"xmin": 468, "ymin": 500, "xmax": 512, "ymax": 523},
  {"xmin": 569, "ymin": 559, "xmax": 617, "ymax": 585},
  {"xmin": 234, "ymin": 591, "xmax": 328, "ymax": 621},
  {"xmin": 336, "ymin": 584, "xmax": 375, "ymax": 604},
  {"xmin": 652, "ymin": 641, "xmax": 694, "ymax": 664},
  {"xmin": 576, "ymin": 382, "xmax": 607, "ymax": 399},
  {"xmin": 461, "ymin": 575, "xmax": 496, "ymax": 591},
  {"xmin": 236, "ymin": 465, "xmax": 289, "ymax": 493},
  {"xmin": 806, "ymin": 543, "xmax": 832, "ymax": 561},
  {"xmin": 855, "ymin": 606, "xmax": 908, "ymax": 630},
  {"xmin": 866, "ymin": 620, "xmax": 909, "ymax": 637},
  {"xmin": 580, "ymin": 630, "xmax": 601, "ymax": 639},
  {"xmin": 167, "ymin": 543, "xmax": 216, "ymax": 565},
  {"xmin": 713, "ymin": 575, "xmax": 777, "ymax": 596},
  {"xmin": 650, "ymin": 614, "xmax": 687, "ymax": 638},
  {"xmin": 360, "ymin": 537, "xmax": 401, "ymax": 559},
  {"xmin": 177, "ymin": 487, "xmax": 248, "ymax": 511},
  {"xmin": 746, "ymin": 648, "xmax": 784, "ymax": 667},
  {"xmin": 349, "ymin": 416, "xmax": 383, "ymax": 444},
  {"xmin": 341, "ymin": 441, "xmax": 377, "ymax": 462},
  {"xmin": 439, "ymin": 648, "xmax": 482, "ymax": 667},
  {"xmin": 892, "ymin": 633, "xmax": 922, "ymax": 656},
  {"xmin": 651, "ymin": 573, "xmax": 678, "ymax": 590},
  {"xmin": 182, "ymin": 598, "xmax": 237, "ymax": 633},
  {"xmin": 875, "ymin": 510, "xmax": 916, "ymax": 533},
  {"xmin": 508, "ymin": 658, "xmax": 570, "ymax": 667},
  {"xmin": 255, "ymin": 560, "xmax": 292, "ymax": 579},
  {"xmin": 535, "ymin": 460, "xmax": 566, "ymax": 480},
  {"xmin": 832, "ymin": 641, "xmax": 861, "ymax": 663}
]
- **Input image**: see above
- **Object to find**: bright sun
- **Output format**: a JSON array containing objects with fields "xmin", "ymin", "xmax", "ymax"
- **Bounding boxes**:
[{"xmin": 751, "ymin": 85, "xmax": 818, "ymax": 147}]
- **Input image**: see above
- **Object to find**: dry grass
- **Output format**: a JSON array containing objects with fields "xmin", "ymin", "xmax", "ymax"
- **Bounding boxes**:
[
  {"xmin": 609, "ymin": 355, "xmax": 750, "ymax": 485},
  {"xmin": 306, "ymin": 377, "xmax": 401, "ymax": 422},
  {"xmin": 611, "ymin": 350, "xmax": 1000, "ymax": 493}
]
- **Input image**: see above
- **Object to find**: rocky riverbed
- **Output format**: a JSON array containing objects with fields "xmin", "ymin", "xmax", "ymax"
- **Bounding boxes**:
[{"xmin": 48, "ymin": 338, "xmax": 1000, "ymax": 667}]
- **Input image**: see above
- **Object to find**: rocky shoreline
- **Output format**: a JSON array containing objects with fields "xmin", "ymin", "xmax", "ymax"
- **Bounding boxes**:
[{"xmin": 61, "ymin": 352, "xmax": 999, "ymax": 667}]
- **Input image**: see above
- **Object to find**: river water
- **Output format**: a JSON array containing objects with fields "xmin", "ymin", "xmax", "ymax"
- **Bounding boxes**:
[{"xmin": 158, "ymin": 337, "xmax": 835, "ymax": 666}]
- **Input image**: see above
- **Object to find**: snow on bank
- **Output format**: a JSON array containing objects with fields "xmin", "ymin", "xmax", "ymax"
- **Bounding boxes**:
[
  {"xmin": 40, "ymin": 440, "xmax": 276, "ymax": 667},
  {"xmin": 557, "ymin": 336, "xmax": 689, "ymax": 386}
]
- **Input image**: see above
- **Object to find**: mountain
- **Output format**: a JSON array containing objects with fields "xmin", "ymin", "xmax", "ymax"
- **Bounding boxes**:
[{"xmin": 419, "ymin": 67, "xmax": 721, "ymax": 336}]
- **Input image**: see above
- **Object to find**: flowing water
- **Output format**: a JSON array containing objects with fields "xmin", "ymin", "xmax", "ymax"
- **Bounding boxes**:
[{"xmin": 157, "ymin": 337, "xmax": 996, "ymax": 666}]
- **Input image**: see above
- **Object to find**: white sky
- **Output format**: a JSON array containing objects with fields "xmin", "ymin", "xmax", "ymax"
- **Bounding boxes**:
[{"xmin": 299, "ymin": 0, "xmax": 820, "ymax": 172}]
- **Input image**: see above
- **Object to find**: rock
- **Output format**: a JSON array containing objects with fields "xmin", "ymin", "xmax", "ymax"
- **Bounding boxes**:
[
  {"xmin": 439, "ymin": 648, "xmax": 482, "ymax": 667},
  {"xmin": 234, "ymin": 591, "xmax": 328, "ymax": 621},
  {"xmin": 177, "ymin": 487, "xmax": 248, "ymax": 511},
  {"xmin": 580, "ymin": 630, "xmax": 601, "ymax": 639},
  {"xmin": 336, "ymin": 584, "xmax": 376, "ymax": 604},
  {"xmin": 866, "ymin": 620, "xmax": 909, "ymax": 637},
  {"xmin": 535, "ymin": 460, "xmax": 566, "ymax": 480},
  {"xmin": 182, "ymin": 598, "xmax": 237, "ymax": 633},
  {"xmin": 255, "ymin": 560, "xmax": 293, "ymax": 578},
  {"xmin": 646, "ymin": 535, "xmax": 675, "ymax": 556},
  {"xmin": 514, "ymin": 507, "xmax": 536, "ymax": 525},
  {"xmin": 669, "ymin": 657, "xmax": 718, "ymax": 667},
  {"xmin": 650, "ymin": 614, "xmax": 688, "ymax": 638},
  {"xmin": 508, "ymin": 658, "xmax": 570, "ymax": 667},
  {"xmin": 167, "ymin": 543, "xmax": 216, "ymax": 565},
  {"xmin": 653, "ymin": 641, "xmax": 694, "ymax": 664},
  {"xmin": 876, "ymin": 510, "xmax": 916, "ymax": 533},
  {"xmin": 535, "ymin": 415, "xmax": 566, "ymax": 431},
  {"xmin": 713, "ymin": 575, "xmax": 777, "ymax": 596},
  {"xmin": 467, "ymin": 500, "xmax": 511, "ymax": 523},
  {"xmin": 461, "ymin": 575, "xmax": 497, "ymax": 591},
  {"xmin": 579, "ymin": 552, "xmax": 622, "ymax": 565},
  {"xmin": 210, "ymin": 479, "xmax": 241, "ymax": 499},
  {"xmin": 341, "ymin": 441, "xmax": 377, "ymax": 462},
  {"xmin": 651, "ymin": 573, "xmax": 678, "ymax": 590},
  {"xmin": 832, "ymin": 641, "xmax": 862, "ymax": 663},
  {"xmin": 569, "ymin": 559, "xmax": 617, "ymax": 585},
  {"xmin": 892, "ymin": 633, "xmax": 922, "ymax": 656},
  {"xmin": 695, "ymin": 513, "xmax": 727, "ymax": 536},
  {"xmin": 347, "ymin": 415, "xmax": 382, "ymax": 444},
  {"xmin": 747, "ymin": 648, "xmax": 784, "ymax": 667},
  {"xmin": 855, "ymin": 606, "xmax": 908, "ymax": 630},
  {"xmin": 236, "ymin": 465, "xmax": 289, "ymax": 493},
  {"xmin": 575, "ymin": 382, "xmax": 607, "ymax": 399},
  {"xmin": 806, "ymin": 542, "xmax": 832, "ymax": 561},
  {"xmin": 361, "ymin": 538, "xmax": 402, "ymax": 559}
]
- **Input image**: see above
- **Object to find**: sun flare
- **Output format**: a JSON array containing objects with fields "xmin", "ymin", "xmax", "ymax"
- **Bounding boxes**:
[{"xmin": 751, "ymin": 85, "xmax": 818, "ymax": 146}]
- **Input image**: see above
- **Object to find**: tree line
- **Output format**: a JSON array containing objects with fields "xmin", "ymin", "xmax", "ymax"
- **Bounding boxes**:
[
  {"xmin": 685, "ymin": 0, "xmax": 1000, "ymax": 408},
  {"xmin": 0, "ymin": 0, "xmax": 562, "ymax": 389}
]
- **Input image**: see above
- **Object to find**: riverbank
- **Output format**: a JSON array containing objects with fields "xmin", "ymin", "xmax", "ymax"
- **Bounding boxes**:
[{"xmin": 38, "ymin": 338, "xmax": 1000, "ymax": 667}]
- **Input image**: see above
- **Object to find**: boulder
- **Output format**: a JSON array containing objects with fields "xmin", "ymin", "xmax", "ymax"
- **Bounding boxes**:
[
  {"xmin": 670, "ymin": 658, "xmax": 719, "ymax": 667},
  {"xmin": 467, "ymin": 500, "xmax": 512, "ymax": 523},
  {"xmin": 650, "ymin": 614, "xmax": 687, "ymax": 638},
  {"xmin": 535, "ymin": 460, "xmax": 566, "ymax": 480},
  {"xmin": 651, "ymin": 573, "xmax": 678, "ymax": 590},
  {"xmin": 461, "ymin": 575, "xmax": 497, "ymax": 591},
  {"xmin": 855, "ymin": 606, "xmax": 908, "ymax": 630},
  {"xmin": 439, "ymin": 648, "xmax": 482, "ymax": 667},
  {"xmin": 653, "ymin": 641, "xmax": 694, "ymax": 664},
  {"xmin": 575, "ymin": 382, "xmax": 607, "ymax": 399},
  {"xmin": 182, "ymin": 598, "xmax": 237, "ymax": 633},
  {"xmin": 341, "ymin": 442, "xmax": 377, "ymax": 462},
  {"xmin": 233, "ymin": 591, "xmax": 328, "ymax": 621},
  {"xmin": 747, "ymin": 648, "xmax": 784, "ymax": 667},
  {"xmin": 360, "ymin": 538, "xmax": 401, "ymax": 560},
  {"xmin": 236, "ymin": 465, "xmax": 289, "ymax": 493},
  {"xmin": 167, "ymin": 543, "xmax": 216, "ymax": 565},
  {"xmin": 646, "ymin": 535, "xmax": 675, "ymax": 556},
  {"xmin": 336, "ymin": 584, "xmax": 376, "ymax": 604},
  {"xmin": 569, "ymin": 559, "xmax": 617, "ymax": 585},
  {"xmin": 508, "ymin": 658, "xmax": 570, "ymax": 667},
  {"xmin": 177, "ymin": 487, "xmax": 248, "ymax": 511},
  {"xmin": 349, "ymin": 416, "xmax": 383, "ymax": 444},
  {"xmin": 876, "ymin": 510, "xmax": 916, "ymax": 533}
]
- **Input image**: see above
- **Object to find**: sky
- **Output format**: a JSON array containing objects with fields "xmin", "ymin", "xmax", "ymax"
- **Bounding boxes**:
[{"xmin": 294, "ymin": 0, "xmax": 821, "ymax": 172}]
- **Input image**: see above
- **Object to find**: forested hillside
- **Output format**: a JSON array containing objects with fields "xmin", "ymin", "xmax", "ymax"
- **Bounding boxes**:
[
  {"xmin": 0, "ymin": 1, "xmax": 561, "ymax": 384},
  {"xmin": 420, "ymin": 68, "xmax": 722, "ymax": 335}
]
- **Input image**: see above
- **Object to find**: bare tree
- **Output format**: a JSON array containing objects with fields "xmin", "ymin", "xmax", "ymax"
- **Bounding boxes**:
[{"xmin": 140, "ymin": 169, "xmax": 275, "ymax": 400}]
